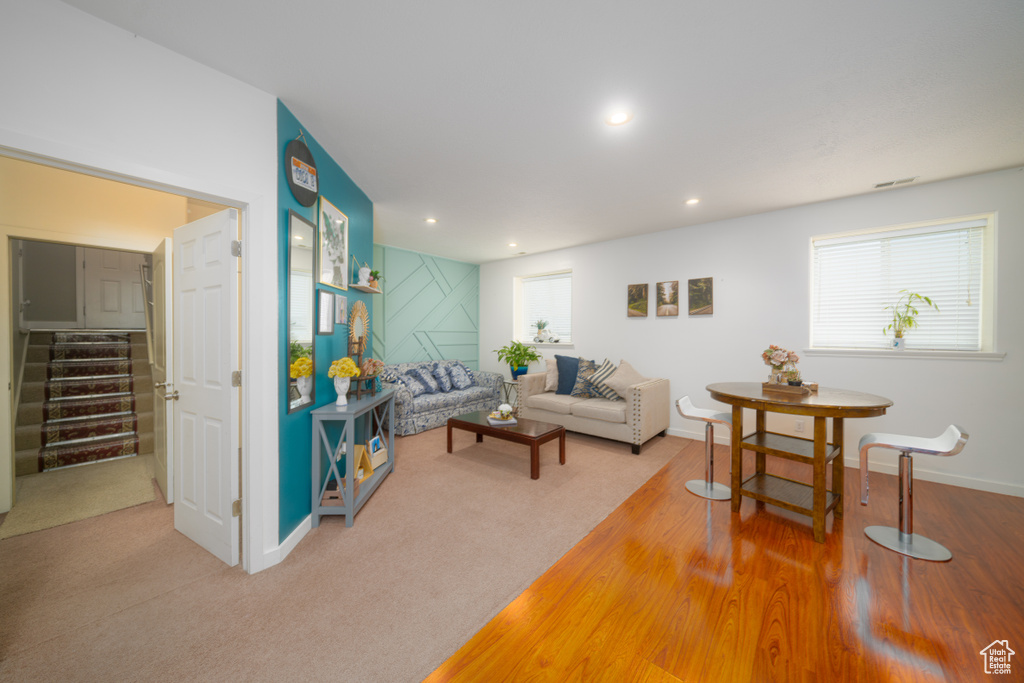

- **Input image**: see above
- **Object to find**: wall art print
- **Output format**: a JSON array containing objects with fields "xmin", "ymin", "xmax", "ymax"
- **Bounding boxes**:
[
  {"xmin": 627, "ymin": 283, "xmax": 648, "ymax": 317},
  {"xmin": 688, "ymin": 277, "xmax": 713, "ymax": 315},
  {"xmin": 318, "ymin": 196, "xmax": 348, "ymax": 290},
  {"xmin": 656, "ymin": 281, "xmax": 679, "ymax": 317}
]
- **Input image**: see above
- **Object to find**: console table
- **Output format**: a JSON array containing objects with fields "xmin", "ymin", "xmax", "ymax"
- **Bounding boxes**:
[
  {"xmin": 311, "ymin": 389, "xmax": 395, "ymax": 527},
  {"xmin": 706, "ymin": 382, "xmax": 892, "ymax": 543}
]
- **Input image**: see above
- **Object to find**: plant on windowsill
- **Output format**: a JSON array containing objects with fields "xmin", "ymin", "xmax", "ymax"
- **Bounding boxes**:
[
  {"xmin": 883, "ymin": 290, "xmax": 939, "ymax": 350},
  {"xmin": 493, "ymin": 340, "xmax": 542, "ymax": 380}
]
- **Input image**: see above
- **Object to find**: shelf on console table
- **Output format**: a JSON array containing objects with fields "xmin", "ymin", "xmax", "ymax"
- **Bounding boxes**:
[{"xmin": 311, "ymin": 389, "xmax": 395, "ymax": 528}]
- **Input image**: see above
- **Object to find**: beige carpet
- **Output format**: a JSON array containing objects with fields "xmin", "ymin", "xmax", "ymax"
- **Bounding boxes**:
[
  {"xmin": 0, "ymin": 429, "xmax": 687, "ymax": 682},
  {"xmin": 0, "ymin": 454, "xmax": 155, "ymax": 540}
]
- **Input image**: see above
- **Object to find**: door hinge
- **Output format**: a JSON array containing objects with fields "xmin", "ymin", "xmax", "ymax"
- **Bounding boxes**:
[
  {"xmin": 231, "ymin": 370, "xmax": 242, "ymax": 387},
  {"xmin": 232, "ymin": 499, "xmax": 241, "ymax": 517},
  {"xmin": 231, "ymin": 240, "xmax": 241, "ymax": 258}
]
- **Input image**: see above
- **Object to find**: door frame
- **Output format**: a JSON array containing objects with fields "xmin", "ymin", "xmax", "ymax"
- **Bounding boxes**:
[{"xmin": 0, "ymin": 145, "xmax": 265, "ymax": 573}]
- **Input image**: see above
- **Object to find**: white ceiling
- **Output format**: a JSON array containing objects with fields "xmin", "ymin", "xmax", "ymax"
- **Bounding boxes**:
[{"xmin": 61, "ymin": 0, "xmax": 1024, "ymax": 264}]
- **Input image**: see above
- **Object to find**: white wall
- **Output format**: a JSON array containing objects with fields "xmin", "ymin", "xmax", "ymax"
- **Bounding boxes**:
[
  {"xmin": 0, "ymin": 1, "xmax": 281, "ymax": 571},
  {"xmin": 481, "ymin": 168, "xmax": 1024, "ymax": 497}
]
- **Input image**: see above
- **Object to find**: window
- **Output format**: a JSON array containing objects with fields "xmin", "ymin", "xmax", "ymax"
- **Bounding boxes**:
[
  {"xmin": 515, "ymin": 271, "xmax": 572, "ymax": 343},
  {"xmin": 811, "ymin": 215, "xmax": 993, "ymax": 351}
]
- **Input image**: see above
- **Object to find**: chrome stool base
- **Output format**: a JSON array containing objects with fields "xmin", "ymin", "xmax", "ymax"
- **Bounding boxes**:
[
  {"xmin": 864, "ymin": 525, "xmax": 952, "ymax": 562},
  {"xmin": 685, "ymin": 480, "xmax": 731, "ymax": 501}
]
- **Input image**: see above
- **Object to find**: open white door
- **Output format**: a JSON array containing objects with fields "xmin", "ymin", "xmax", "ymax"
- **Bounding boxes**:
[
  {"xmin": 172, "ymin": 209, "xmax": 240, "ymax": 566},
  {"xmin": 151, "ymin": 238, "xmax": 173, "ymax": 503},
  {"xmin": 83, "ymin": 247, "xmax": 146, "ymax": 328}
]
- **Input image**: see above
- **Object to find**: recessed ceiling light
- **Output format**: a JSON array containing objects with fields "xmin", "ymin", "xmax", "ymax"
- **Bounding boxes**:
[
  {"xmin": 686, "ymin": 198, "xmax": 700, "ymax": 205},
  {"xmin": 425, "ymin": 218, "xmax": 437, "ymax": 223},
  {"xmin": 508, "ymin": 242, "xmax": 517, "ymax": 248},
  {"xmin": 605, "ymin": 111, "xmax": 633, "ymax": 126}
]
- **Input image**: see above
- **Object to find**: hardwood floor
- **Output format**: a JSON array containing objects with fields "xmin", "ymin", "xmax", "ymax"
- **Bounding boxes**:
[{"xmin": 426, "ymin": 439, "xmax": 1024, "ymax": 682}]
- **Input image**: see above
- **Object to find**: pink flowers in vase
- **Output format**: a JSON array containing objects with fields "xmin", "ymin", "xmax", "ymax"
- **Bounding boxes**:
[{"xmin": 762, "ymin": 344, "xmax": 800, "ymax": 383}]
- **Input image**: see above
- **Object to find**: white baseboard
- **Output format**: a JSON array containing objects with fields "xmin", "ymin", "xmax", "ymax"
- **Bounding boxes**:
[
  {"xmin": 666, "ymin": 427, "xmax": 1024, "ymax": 498},
  {"xmin": 255, "ymin": 515, "xmax": 310, "ymax": 573}
]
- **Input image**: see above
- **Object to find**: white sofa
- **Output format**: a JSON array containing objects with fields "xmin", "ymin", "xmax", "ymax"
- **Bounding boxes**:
[{"xmin": 516, "ymin": 371, "xmax": 670, "ymax": 454}]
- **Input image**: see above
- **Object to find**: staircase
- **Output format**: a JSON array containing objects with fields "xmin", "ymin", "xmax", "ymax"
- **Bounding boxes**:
[{"xmin": 15, "ymin": 331, "xmax": 153, "ymax": 476}]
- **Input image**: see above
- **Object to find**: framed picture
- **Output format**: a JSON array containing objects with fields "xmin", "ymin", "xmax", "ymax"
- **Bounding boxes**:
[
  {"xmin": 368, "ymin": 435, "xmax": 383, "ymax": 454},
  {"xmin": 335, "ymin": 295, "xmax": 347, "ymax": 325},
  {"xmin": 627, "ymin": 284, "xmax": 648, "ymax": 317},
  {"xmin": 688, "ymin": 277, "xmax": 713, "ymax": 315},
  {"xmin": 317, "ymin": 289, "xmax": 335, "ymax": 334},
  {"xmin": 656, "ymin": 281, "xmax": 679, "ymax": 317},
  {"xmin": 318, "ymin": 196, "xmax": 348, "ymax": 290}
]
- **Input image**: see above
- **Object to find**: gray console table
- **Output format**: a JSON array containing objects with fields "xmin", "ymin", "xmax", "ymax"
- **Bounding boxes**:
[{"xmin": 311, "ymin": 389, "xmax": 395, "ymax": 527}]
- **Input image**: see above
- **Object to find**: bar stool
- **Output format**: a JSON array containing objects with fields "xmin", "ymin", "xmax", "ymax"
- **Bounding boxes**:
[
  {"xmin": 676, "ymin": 396, "xmax": 731, "ymax": 500},
  {"xmin": 859, "ymin": 424, "xmax": 969, "ymax": 561}
]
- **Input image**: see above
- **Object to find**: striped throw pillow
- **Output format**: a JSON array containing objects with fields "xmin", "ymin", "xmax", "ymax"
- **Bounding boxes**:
[{"xmin": 589, "ymin": 358, "xmax": 622, "ymax": 401}]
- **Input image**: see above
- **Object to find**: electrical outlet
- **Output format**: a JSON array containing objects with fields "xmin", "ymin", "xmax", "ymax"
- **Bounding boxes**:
[{"xmin": 794, "ymin": 419, "xmax": 805, "ymax": 433}]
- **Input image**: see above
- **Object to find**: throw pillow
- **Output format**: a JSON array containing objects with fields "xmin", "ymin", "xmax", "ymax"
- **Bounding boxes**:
[
  {"xmin": 603, "ymin": 360, "xmax": 649, "ymax": 399},
  {"xmin": 571, "ymin": 358, "xmax": 602, "ymax": 398},
  {"xmin": 399, "ymin": 373, "xmax": 428, "ymax": 398},
  {"xmin": 409, "ymin": 367, "xmax": 440, "ymax": 393},
  {"xmin": 432, "ymin": 362, "xmax": 453, "ymax": 392},
  {"xmin": 448, "ymin": 363, "xmax": 473, "ymax": 391},
  {"xmin": 554, "ymin": 355, "xmax": 580, "ymax": 395},
  {"xmin": 589, "ymin": 358, "xmax": 622, "ymax": 401},
  {"xmin": 544, "ymin": 358, "xmax": 559, "ymax": 392},
  {"xmin": 380, "ymin": 367, "xmax": 399, "ymax": 383}
]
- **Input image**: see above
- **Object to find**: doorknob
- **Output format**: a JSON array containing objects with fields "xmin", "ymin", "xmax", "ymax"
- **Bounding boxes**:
[
  {"xmin": 155, "ymin": 382, "xmax": 169, "ymax": 388},
  {"xmin": 163, "ymin": 391, "xmax": 180, "ymax": 401}
]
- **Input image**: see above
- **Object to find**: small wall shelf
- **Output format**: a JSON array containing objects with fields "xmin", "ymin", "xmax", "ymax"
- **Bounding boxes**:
[{"xmin": 350, "ymin": 284, "xmax": 381, "ymax": 294}]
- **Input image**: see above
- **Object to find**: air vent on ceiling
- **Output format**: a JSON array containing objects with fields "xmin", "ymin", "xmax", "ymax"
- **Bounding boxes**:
[{"xmin": 874, "ymin": 176, "xmax": 918, "ymax": 189}]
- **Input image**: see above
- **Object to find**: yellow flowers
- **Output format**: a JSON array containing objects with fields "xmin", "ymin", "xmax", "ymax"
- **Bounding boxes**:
[
  {"xmin": 328, "ymin": 357, "xmax": 359, "ymax": 379},
  {"xmin": 290, "ymin": 357, "xmax": 312, "ymax": 379}
]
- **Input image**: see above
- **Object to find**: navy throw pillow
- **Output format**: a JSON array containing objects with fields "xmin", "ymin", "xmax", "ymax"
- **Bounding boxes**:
[
  {"xmin": 399, "ymin": 373, "xmax": 428, "ymax": 397},
  {"xmin": 432, "ymin": 362, "xmax": 453, "ymax": 392},
  {"xmin": 409, "ymin": 367, "xmax": 439, "ymax": 393},
  {"xmin": 555, "ymin": 355, "xmax": 580, "ymax": 395}
]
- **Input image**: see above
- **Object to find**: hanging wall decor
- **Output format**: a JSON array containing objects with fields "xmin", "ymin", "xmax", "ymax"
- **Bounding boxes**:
[
  {"xmin": 627, "ymin": 283, "xmax": 649, "ymax": 317},
  {"xmin": 688, "ymin": 277, "xmax": 713, "ymax": 315},
  {"xmin": 656, "ymin": 281, "xmax": 679, "ymax": 317},
  {"xmin": 318, "ymin": 196, "xmax": 349, "ymax": 290},
  {"xmin": 285, "ymin": 131, "xmax": 319, "ymax": 207}
]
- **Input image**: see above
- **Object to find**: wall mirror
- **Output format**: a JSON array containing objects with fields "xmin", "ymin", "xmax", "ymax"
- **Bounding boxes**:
[{"xmin": 287, "ymin": 211, "xmax": 316, "ymax": 413}]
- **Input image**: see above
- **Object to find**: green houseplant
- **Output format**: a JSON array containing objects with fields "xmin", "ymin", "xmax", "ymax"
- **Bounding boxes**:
[
  {"xmin": 883, "ymin": 290, "xmax": 939, "ymax": 348},
  {"xmin": 493, "ymin": 340, "xmax": 542, "ymax": 379}
]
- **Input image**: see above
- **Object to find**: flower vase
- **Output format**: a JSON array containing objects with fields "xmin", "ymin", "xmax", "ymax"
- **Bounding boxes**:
[
  {"xmin": 296, "ymin": 375, "xmax": 312, "ymax": 401},
  {"xmin": 334, "ymin": 377, "xmax": 351, "ymax": 406}
]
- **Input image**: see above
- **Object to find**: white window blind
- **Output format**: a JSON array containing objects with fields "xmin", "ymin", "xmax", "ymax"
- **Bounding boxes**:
[
  {"xmin": 811, "ymin": 218, "xmax": 986, "ymax": 351},
  {"xmin": 520, "ymin": 271, "xmax": 572, "ymax": 342}
]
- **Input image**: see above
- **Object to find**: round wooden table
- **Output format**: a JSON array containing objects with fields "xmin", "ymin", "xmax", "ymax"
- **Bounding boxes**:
[{"xmin": 706, "ymin": 382, "xmax": 892, "ymax": 543}]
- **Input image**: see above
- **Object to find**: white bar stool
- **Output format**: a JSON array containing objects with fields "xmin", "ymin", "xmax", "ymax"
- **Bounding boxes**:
[
  {"xmin": 859, "ymin": 424, "xmax": 969, "ymax": 561},
  {"xmin": 676, "ymin": 396, "xmax": 732, "ymax": 500}
]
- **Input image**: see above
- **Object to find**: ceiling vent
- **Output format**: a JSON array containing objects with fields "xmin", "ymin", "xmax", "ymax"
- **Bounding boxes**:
[{"xmin": 874, "ymin": 176, "xmax": 918, "ymax": 189}]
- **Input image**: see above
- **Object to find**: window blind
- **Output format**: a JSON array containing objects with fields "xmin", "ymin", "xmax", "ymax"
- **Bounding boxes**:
[
  {"xmin": 811, "ymin": 219, "xmax": 984, "ymax": 350},
  {"xmin": 521, "ymin": 272, "xmax": 572, "ymax": 342}
]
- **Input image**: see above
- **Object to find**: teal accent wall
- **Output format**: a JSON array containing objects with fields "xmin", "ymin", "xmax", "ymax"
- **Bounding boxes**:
[
  {"xmin": 372, "ymin": 245, "xmax": 480, "ymax": 369},
  {"xmin": 278, "ymin": 101, "xmax": 374, "ymax": 542}
]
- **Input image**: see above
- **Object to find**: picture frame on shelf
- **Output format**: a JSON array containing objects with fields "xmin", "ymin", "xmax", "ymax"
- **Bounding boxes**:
[
  {"xmin": 317, "ymin": 289, "xmax": 335, "ymax": 335},
  {"xmin": 318, "ymin": 196, "xmax": 348, "ymax": 290}
]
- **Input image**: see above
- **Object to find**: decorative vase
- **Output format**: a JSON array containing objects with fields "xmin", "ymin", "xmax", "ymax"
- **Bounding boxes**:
[
  {"xmin": 334, "ymin": 376, "xmax": 351, "ymax": 406},
  {"xmin": 768, "ymin": 370, "xmax": 785, "ymax": 384},
  {"xmin": 892, "ymin": 337, "xmax": 905, "ymax": 350},
  {"xmin": 296, "ymin": 375, "xmax": 312, "ymax": 401},
  {"xmin": 511, "ymin": 365, "xmax": 528, "ymax": 380}
]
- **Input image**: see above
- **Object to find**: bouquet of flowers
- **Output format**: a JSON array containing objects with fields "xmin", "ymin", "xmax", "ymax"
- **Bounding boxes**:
[
  {"xmin": 762, "ymin": 345, "xmax": 799, "ymax": 381},
  {"xmin": 360, "ymin": 357, "xmax": 385, "ymax": 377},
  {"xmin": 289, "ymin": 356, "xmax": 312, "ymax": 379},
  {"xmin": 327, "ymin": 357, "xmax": 359, "ymax": 379}
]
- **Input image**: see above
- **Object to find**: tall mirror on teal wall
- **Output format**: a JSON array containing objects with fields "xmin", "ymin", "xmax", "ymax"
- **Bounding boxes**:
[{"xmin": 288, "ymin": 211, "xmax": 316, "ymax": 412}]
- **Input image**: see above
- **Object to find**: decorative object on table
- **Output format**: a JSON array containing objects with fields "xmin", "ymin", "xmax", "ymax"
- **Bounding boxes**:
[
  {"xmin": 627, "ymin": 283, "xmax": 648, "ymax": 317},
  {"xmin": 762, "ymin": 344, "xmax": 799, "ymax": 384},
  {"xmin": 328, "ymin": 357, "xmax": 359, "ymax": 406},
  {"xmin": 350, "ymin": 256, "xmax": 382, "ymax": 293},
  {"xmin": 367, "ymin": 434, "xmax": 388, "ymax": 469},
  {"xmin": 317, "ymin": 289, "xmax": 335, "ymax": 335},
  {"xmin": 334, "ymin": 295, "xmax": 347, "ymax": 324},
  {"xmin": 285, "ymin": 131, "xmax": 318, "ymax": 206},
  {"xmin": 688, "ymin": 277, "xmax": 713, "ymax": 315},
  {"xmin": 494, "ymin": 340, "xmax": 543, "ymax": 379},
  {"xmin": 883, "ymin": 289, "xmax": 939, "ymax": 350},
  {"xmin": 656, "ymin": 281, "xmax": 679, "ymax": 317},
  {"xmin": 497, "ymin": 403, "xmax": 513, "ymax": 420},
  {"xmin": 318, "ymin": 196, "xmax": 348, "ymax": 290},
  {"xmin": 487, "ymin": 409, "xmax": 518, "ymax": 427},
  {"xmin": 290, "ymin": 356, "xmax": 313, "ymax": 402},
  {"xmin": 785, "ymin": 368, "xmax": 803, "ymax": 386}
]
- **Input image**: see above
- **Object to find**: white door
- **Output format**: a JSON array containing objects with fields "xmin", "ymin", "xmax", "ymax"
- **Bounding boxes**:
[
  {"xmin": 83, "ymin": 248, "xmax": 147, "ymax": 328},
  {"xmin": 151, "ymin": 238, "xmax": 173, "ymax": 503},
  {"xmin": 173, "ymin": 210, "xmax": 240, "ymax": 567}
]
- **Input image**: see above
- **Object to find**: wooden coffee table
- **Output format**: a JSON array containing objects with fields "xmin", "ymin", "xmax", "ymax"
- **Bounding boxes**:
[{"xmin": 447, "ymin": 411, "xmax": 565, "ymax": 479}]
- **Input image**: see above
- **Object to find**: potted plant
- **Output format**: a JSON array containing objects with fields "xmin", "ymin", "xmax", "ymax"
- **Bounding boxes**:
[
  {"xmin": 785, "ymin": 368, "xmax": 802, "ymax": 386},
  {"xmin": 368, "ymin": 269, "xmax": 385, "ymax": 290},
  {"xmin": 493, "ymin": 340, "xmax": 542, "ymax": 379},
  {"xmin": 883, "ymin": 290, "xmax": 939, "ymax": 349}
]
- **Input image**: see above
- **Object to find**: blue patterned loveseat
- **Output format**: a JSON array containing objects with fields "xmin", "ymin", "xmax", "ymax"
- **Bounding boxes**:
[{"xmin": 380, "ymin": 360, "xmax": 503, "ymax": 435}]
